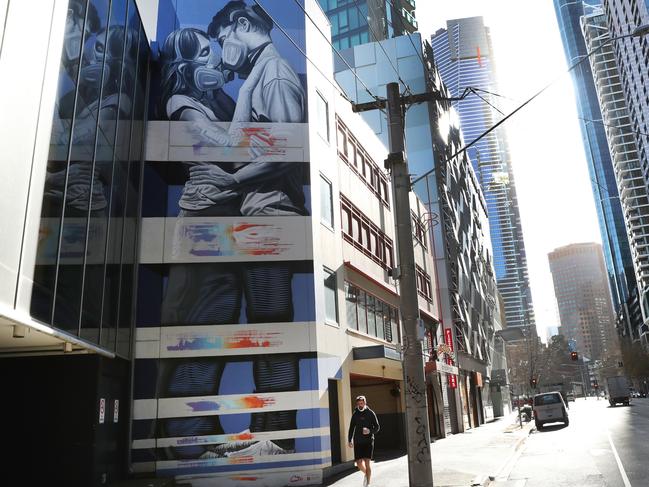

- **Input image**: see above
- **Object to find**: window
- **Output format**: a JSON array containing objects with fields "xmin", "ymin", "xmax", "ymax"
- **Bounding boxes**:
[
  {"xmin": 340, "ymin": 195, "xmax": 394, "ymax": 270},
  {"xmin": 344, "ymin": 282, "xmax": 400, "ymax": 343},
  {"xmin": 416, "ymin": 265, "xmax": 433, "ymax": 302},
  {"xmin": 316, "ymin": 91, "xmax": 329, "ymax": 142},
  {"xmin": 320, "ymin": 175, "xmax": 333, "ymax": 227},
  {"xmin": 412, "ymin": 212, "xmax": 427, "ymax": 249},
  {"xmin": 336, "ymin": 116, "xmax": 390, "ymax": 207},
  {"xmin": 324, "ymin": 267, "xmax": 338, "ymax": 324}
]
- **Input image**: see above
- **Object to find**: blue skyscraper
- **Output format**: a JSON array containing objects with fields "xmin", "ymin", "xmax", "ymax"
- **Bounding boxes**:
[
  {"xmin": 552, "ymin": 0, "xmax": 637, "ymax": 315},
  {"xmin": 431, "ymin": 17, "xmax": 536, "ymax": 332}
]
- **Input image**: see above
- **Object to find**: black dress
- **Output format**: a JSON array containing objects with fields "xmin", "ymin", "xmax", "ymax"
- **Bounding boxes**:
[{"xmin": 348, "ymin": 407, "xmax": 380, "ymax": 460}]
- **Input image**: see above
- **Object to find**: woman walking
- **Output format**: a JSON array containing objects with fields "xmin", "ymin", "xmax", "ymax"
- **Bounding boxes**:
[{"xmin": 348, "ymin": 395, "xmax": 380, "ymax": 487}]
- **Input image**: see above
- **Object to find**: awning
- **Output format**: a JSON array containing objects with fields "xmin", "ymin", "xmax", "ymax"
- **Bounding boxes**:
[{"xmin": 353, "ymin": 345, "xmax": 401, "ymax": 362}]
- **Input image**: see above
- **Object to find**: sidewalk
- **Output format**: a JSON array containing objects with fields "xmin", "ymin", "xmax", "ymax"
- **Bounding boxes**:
[
  {"xmin": 109, "ymin": 413, "xmax": 533, "ymax": 487},
  {"xmin": 325, "ymin": 412, "xmax": 534, "ymax": 487}
]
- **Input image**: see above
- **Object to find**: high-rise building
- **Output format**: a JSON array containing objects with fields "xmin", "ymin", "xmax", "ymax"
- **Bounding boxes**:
[
  {"xmin": 548, "ymin": 243, "xmax": 618, "ymax": 362},
  {"xmin": 602, "ymin": 0, "xmax": 649, "ymax": 349},
  {"xmin": 581, "ymin": 12, "xmax": 649, "ymax": 347},
  {"xmin": 430, "ymin": 17, "xmax": 536, "ymax": 333},
  {"xmin": 553, "ymin": 0, "xmax": 638, "ymax": 323},
  {"xmin": 317, "ymin": 0, "xmax": 417, "ymax": 50}
]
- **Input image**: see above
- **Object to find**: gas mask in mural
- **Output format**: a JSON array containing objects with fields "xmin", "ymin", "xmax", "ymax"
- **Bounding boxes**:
[
  {"xmin": 192, "ymin": 62, "xmax": 232, "ymax": 92},
  {"xmin": 220, "ymin": 27, "xmax": 250, "ymax": 72},
  {"xmin": 78, "ymin": 28, "xmax": 110, "ymax": 89}
]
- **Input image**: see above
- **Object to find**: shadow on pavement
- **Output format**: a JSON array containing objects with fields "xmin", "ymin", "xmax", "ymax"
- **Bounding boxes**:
[{"xmin": 534, "ymin": 423, "xmax": 568, "ymax": 433}]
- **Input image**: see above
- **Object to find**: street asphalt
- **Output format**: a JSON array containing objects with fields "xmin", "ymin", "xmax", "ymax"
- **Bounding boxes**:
[{"xmin": 489, "ymin": 396, "xmax": 649, "ymax": 487}]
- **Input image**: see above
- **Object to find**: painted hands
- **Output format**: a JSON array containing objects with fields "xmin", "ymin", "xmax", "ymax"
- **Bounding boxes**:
[{"xmin": 188, "ymin": 164, "xmax": 237, "ymax": 189}]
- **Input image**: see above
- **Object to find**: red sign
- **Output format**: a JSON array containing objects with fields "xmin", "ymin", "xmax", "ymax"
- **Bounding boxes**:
[
  {"xmin": 448, "ymin": 374, "xmax": 457, "ymax": 389},
  {"xmin": 444, "ymin": 328, "xmax": 454, "ymax": 365}
]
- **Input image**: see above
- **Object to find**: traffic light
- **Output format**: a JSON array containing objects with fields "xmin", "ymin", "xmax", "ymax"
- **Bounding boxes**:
[
  {"xmin": 570, "ymin": 351, "xmax": 578, "ymax": 361},
  {"xmin": 593, "ymin": 382, "xmax": 599, "ymax": 389},
  {"xmin": 530, "ymin": 377, "xmax": 537, "ymax": 388}
]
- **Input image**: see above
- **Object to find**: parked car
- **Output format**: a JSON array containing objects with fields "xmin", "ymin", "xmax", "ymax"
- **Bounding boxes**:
[{"xmin": 533, "ymin": 391, "xmax": 569, "ymax": 430}]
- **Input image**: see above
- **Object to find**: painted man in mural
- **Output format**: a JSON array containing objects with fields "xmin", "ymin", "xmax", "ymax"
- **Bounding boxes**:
[{"xmin": 156, "ymin": 1, "xmax": 307, "ymax": 460}]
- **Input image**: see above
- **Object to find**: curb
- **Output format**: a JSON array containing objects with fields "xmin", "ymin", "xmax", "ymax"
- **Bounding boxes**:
[{"xmin": 476, "ymin": 421, "xmax": 534, "ymax": 486}]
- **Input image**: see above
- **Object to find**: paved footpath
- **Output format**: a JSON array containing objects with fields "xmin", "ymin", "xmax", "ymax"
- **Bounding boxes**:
[
  {"xmin": 110, "ymin": 412, "xmax": 533, "ymax": 487},
  {"xmin": 325, "ymin": 412, "xmax": 534, "ymax": 487}
]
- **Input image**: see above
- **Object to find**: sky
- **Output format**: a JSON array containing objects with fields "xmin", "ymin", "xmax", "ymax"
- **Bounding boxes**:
[{"xmin": 416, "ymin": 1, "xmax": 603, "ymax": 341}]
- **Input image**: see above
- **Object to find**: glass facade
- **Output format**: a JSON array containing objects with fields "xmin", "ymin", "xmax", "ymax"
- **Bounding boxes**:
[
  {"xmin": 30, "ymin": 0, "xmax": 149, "ymax": 357},
  {"xmin": 318, "ymin": 0, "xmax": 371, "ymax": 50},
  {"xmin": 431, "ymin": 19, "xmax": 536, "ymax": 331},
  {"xmin": 318, "ymin": 0, "xmax": 415, "ymax": 50},
  {"xmin": 553, "ymin": 0, "xmax": 637, "ymax": 314}
]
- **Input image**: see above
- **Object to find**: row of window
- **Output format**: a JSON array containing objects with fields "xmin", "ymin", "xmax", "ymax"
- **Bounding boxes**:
[
  {"xmin": 333, "ymin": 31, "xmax": 371, "ymax": 51},
  {"xmin": 345, "ymin": 282, "xmax": 400, "ymax": 343},
  {"xmin": 340, "ymin": 194, "xmax": 394, "ymax": 270},
  {"xmin": 336, "ymin": 117, "xmax": 391, "ymax": 206}
]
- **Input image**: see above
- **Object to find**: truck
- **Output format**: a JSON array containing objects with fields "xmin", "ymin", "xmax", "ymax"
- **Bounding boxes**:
[{"xmin": 606, "ymin": 375, "xmax": 630, "ymax": 406}]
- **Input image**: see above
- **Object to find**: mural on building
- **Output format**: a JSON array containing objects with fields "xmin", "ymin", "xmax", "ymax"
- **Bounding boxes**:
[{"xmin": 132, "ymin": 1, "xmax": 324, "ymax": 482}]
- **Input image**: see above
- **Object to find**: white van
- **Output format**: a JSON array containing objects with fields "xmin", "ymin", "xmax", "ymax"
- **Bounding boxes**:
[{"xmin": 533, "ymin": 391, "xmax": 569, "ymax": 430}]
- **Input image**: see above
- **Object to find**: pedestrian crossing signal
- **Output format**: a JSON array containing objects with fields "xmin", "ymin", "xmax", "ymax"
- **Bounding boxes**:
[{"xmin": 570, "ymin": 351, "xmax": 578, "ymax": 361}]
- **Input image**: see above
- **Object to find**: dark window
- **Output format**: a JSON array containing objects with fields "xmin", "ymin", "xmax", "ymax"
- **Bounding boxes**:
[
  {"xmin": 324, "ymin": 268, "xmax": 338, "ymax": 324},
  {"xmin": 344, "ymin": 282, "xmax": 400, "ymax": 343}
]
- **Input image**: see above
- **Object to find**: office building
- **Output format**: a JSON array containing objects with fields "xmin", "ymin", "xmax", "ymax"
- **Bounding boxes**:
[
  {"xmin": 317, "ymin": 0, "xmax": 417, "ymax": 50},
  {"xmin": 548, "ymin": 243, "xmax": 619, "ymax": 362},
  {"xmin": 430, "ymin": 17, "xmax": 536, "ymax": 333},
  {"xmin": 603, "ymin": 0, "xmax": 649, "ymax": 349},
  {"xmin": 553, "ymin": 0, "xmax": 638, "ymax": 327}
]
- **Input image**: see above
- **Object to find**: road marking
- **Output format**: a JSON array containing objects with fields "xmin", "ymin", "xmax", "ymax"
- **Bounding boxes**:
[{"xmin": 606, "ymin": 429, "xmax": 632, "ymax": 487}]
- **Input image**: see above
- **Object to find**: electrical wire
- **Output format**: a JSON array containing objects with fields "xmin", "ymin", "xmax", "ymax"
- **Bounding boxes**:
[
  {"xmin": 411, "ymin": 33, "xmax": 633, "ymax": 187},
  {"xmin": 580, "ymin": 117, "xmax": 649, "ymax": 139},
  {"xmin": 248, "ymin": 0, "xmax": 356, "ymax": 104},
  {"xmin": 470, "ymin": 88, "xmax": 505, "ymax": 116},
  {"xmin": 282, "ymin": 0, "xmax": 382, "ymax": 105}
]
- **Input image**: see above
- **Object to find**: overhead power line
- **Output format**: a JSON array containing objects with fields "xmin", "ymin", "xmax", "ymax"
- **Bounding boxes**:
[
  {"xmin": 350, "ymin": 0, "xmax": 413, "ymax": 95},
  {"xmin": 283, "ymin": 0, "xmax": 382, "ymax": 105}
]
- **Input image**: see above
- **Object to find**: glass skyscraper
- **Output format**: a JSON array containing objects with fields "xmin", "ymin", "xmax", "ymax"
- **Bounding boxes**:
[
  {"xmin": 602, "ymin": 0, "xmax": 649, "ymax": 349},
  {"xmin": 431, "ymin": 17, "xmax": 536, "ymax": 332},
  {"xmin": 552, "ymin": 0, "xmax": 637, "ymax": 316},
  {"xmin": 317, "ymin": 0, "xmax": 417, "ymax": 51}
]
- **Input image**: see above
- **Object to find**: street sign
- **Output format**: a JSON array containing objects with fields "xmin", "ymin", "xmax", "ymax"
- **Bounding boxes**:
[{"xmin": 99, "ymin": 398, "xmax": 105, "ymax": 424}]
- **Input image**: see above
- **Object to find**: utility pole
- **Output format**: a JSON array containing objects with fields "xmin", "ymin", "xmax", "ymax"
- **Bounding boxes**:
[
  {"xmin": 352, "ymin": 80, "xmax": 473, "ymax": 486},
  {"xmin": 355, "ymin": 82, "xmax": 433, "ymax": 486}
]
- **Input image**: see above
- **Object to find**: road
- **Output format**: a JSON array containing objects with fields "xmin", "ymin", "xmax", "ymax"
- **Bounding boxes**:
[{"xmin": 491, "ymin": 396, "xmax": 649, "ymax": 486}]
